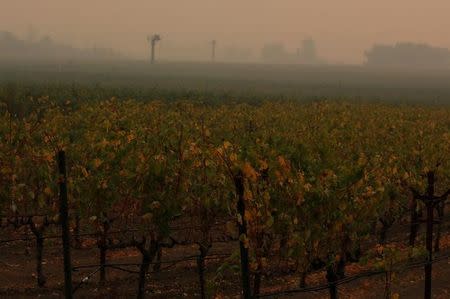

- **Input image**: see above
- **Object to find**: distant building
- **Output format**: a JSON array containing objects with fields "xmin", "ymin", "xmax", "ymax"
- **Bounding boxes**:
[
  {"xmin": 261, "ymin": 38, "xmax": 321, "ymax": 64},
  {"xmin": 365, "ymin": 42, "xmax": 450, "ymax": 68}
]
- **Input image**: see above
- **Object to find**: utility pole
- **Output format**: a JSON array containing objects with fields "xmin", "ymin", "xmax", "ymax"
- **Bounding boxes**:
[
  {"xmin": 211, "ymin": 40, "xmax": 216, "ymax": 62},
  {"xmin": 147, "ymin": 34, "xmax": 161, "ymax": 64}
]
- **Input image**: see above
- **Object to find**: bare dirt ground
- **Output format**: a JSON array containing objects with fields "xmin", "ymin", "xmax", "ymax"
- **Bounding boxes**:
[{"xmin": 1, "ymin": 226, "xmax": 449, "ymax": 298}]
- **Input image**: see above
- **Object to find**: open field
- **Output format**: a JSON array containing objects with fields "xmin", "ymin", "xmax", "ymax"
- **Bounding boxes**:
[{"xmin": 2, "ymin": 61, "xmax": 450, "ymax": 105}]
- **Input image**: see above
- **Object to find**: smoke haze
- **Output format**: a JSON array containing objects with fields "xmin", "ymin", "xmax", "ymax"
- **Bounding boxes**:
[{"xmin": 2, "ymin": 0, "xmax": 450, "ymax": 63}]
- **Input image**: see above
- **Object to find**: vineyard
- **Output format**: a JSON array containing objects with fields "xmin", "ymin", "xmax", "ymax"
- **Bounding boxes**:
[{"xmin": 1, "ymin": 96, "xmax": 449, "ymax": 298}]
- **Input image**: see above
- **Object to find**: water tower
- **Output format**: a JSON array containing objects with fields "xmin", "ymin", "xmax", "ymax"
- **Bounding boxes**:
[{"xmin": 147, "ymin": 34, "xmax": 161, "ymax": 64}]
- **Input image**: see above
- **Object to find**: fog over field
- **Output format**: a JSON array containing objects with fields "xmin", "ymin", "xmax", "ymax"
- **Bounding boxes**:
[{"xmin": 2, "ymin": 0, "xmax": 450, "ymax": 64}]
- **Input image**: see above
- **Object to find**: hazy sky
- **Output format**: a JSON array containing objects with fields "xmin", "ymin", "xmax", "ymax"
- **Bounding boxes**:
[{"xmin": 2, "ymin": 0, "xmax": 450, "ymax": 63}]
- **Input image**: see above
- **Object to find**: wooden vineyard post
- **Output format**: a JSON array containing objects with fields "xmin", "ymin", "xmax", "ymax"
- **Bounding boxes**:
[
  {"xmin": 234, "ymin": 170, "xmax": 252, "ymax": 299},
  {"xmin": 424, "ymin": 183, "xmax": 434, "ymax": 299},
  {"xmin": 326, "ymin": 264, "xmax": 339, "ymax": 299},
  {"xmin": 58, "ymin": 150, "xmax": 73, "ymax": 298},
  {"xmin": 197, "ymin": 244, "xmax": 208, "ymax": 299},
  {"xmin": 411, "ymin": 171, "xmax": 449, "ymax": 299},
  {"xmin": 409, "ymin": 196, "xmax": 419, "ymax": 247}
]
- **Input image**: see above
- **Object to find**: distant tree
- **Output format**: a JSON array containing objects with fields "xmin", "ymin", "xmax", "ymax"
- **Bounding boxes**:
[
  {"xmin": 299, "ymin": 38, "xmax": 317, "ymax": 63},
  {"xmin": 0, "ymin": 31, "xmax": 23, "ymax": 48},
  {"xmin": 26, "ymin": 24, "xmax": 38, "ymax": 42},
  {"xmin": 211, "ymin": 40, "xmax": 216, "ymax": 62},
  {"xmin": 223, "ymin": 46, "xmax": 253, "ymax": 62},
  {"xmin": 0, "ymin": 31, "xmax": 121, "ymax": 61},
  {"xmin": 0, "ymin": 31, "xmax": 17, "ymax": 42},
  {"xmin": 0, "ymin": 31, "xmax": 26, "ymax": 58},
  {"xmin": 365, "ymin": 42, "xmax": 450, "ymax": 68},
  {"xmin": 39, "ymin": 35, "xmax": 53, "ymax": 45},
  {"xmin": 261, "ymin": 43, "xmax": 289, "ymax": 62}
]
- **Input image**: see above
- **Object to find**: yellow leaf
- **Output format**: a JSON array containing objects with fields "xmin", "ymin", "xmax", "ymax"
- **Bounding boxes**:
[
  {"xmin": 81, "ymin": 167, "xmax": 89, "ymax": 177},
  {"xmin": 44, "ymin": 187, "xmax": 52, "ymax": 196},
  {"xmin": 99, "ymin": 138, "xmax": 109, "ymax": 148},
  {"xmin": 43, "ymin": 152, "xmax": 54, "ymax": 162},
  {"xmin": 237, "ymin": 213, "xmax": 243, "ymax": 225},
  {"xmin": 261, "ymin": 257, "xmax": 268, "ymax": 268},
  {"xmin": 304, "ymin": 183, "xmax": 312, "ymax": 192},
  {"xmin": 376, "ymin": 244, "xmax": 384, "ymax": 255},
  {"xmin": 243, "ymin": 189, "xmax": 253, "ymax": 201},
  {"xmin": 142, "ymin": 213, "xmax": 153, "ymax": 221},
  {"xmin": 127, "ymin": 133, "xmax": 135, "ymax": 143},
  {"xmin": 263, "ymin": 191, "xmax": 270, "ymax": 203},
  {"xmin": 151, "ymin": 201, "xmax": 161, "ymax": 210},
  {"xmin": 100, "ymin": 180, "xmax": 108, "ymax": 189},
  {"xmin": 259, "ymin": 159, "xmax": 269, "ymax": 171},
  {"xmin": 278, "ymin": 156, "xmax": 288, "ymax": 169},
  {"xmin": 225, "ymin": 221, "xmax": 236, "ymax": 235},
  {"xmin": 93, "ymin": 158, "xmax": 102, "ymax": 168},
  {"xmin": 223, "ymin": 141, "xmax": 232, "ymax": 149},
  {"xmin": 244, "ymin": 210, "xmax": 253, "ymax": 222},
  {"xmin": 52, "ymin": 214, "xmax": 60, "ymax": 223},
  {"xmin": 239, "ymin": 234, "xmax": 250, "ymax": 249},
  {"xmin": 242, "ymin": 162, "xmax": 258, "ymax": 182}
]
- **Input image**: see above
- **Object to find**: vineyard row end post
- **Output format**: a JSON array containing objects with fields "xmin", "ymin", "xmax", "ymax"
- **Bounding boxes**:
[
  {"xmin": 235, "ymin": 170, "xmax": 252, "ymax": 299},
  {"xmin": 58, "ymin": 150, "xmax": 73, "ymax": 298}
]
